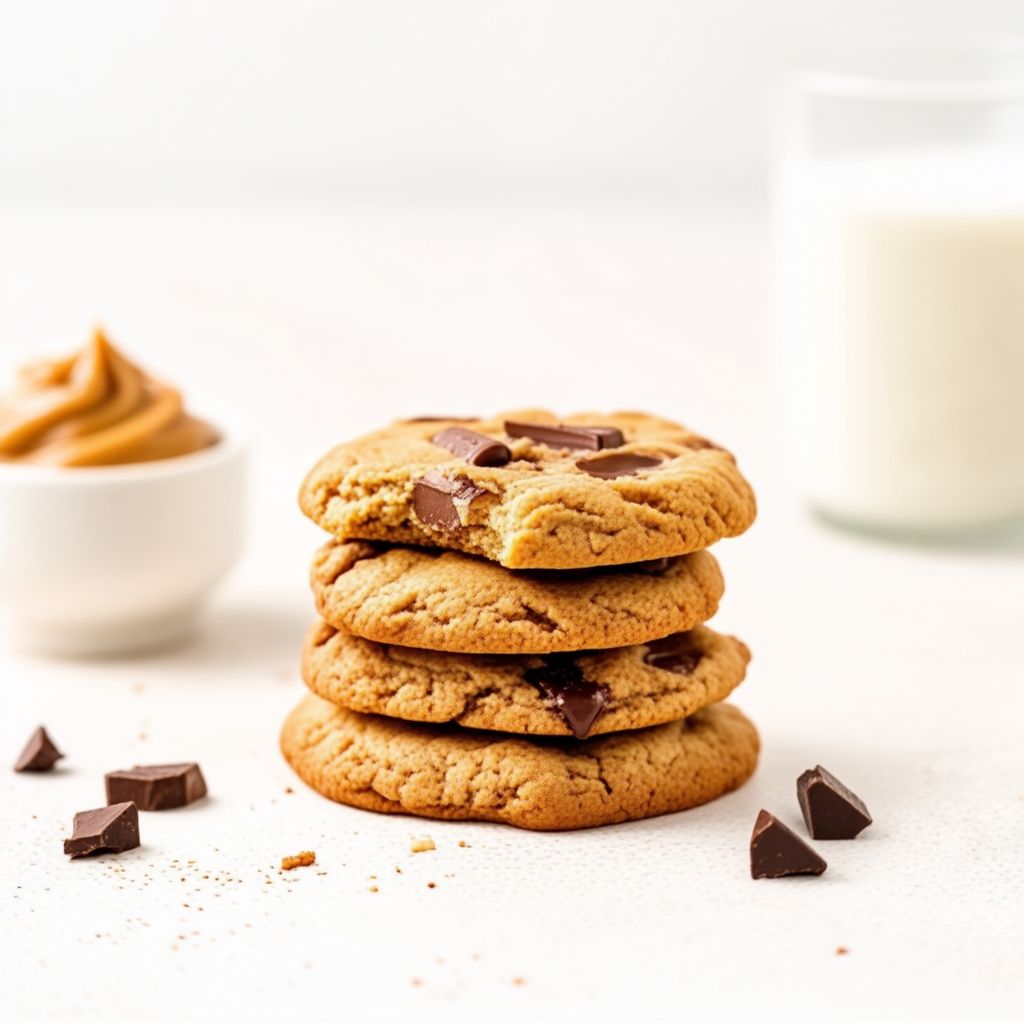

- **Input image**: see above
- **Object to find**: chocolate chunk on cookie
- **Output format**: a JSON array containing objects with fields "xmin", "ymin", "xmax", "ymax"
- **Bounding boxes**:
[
  {"xmin": 280, "ymin": 693, "xmax": 759, "ymax": 831},
  {"xmin": 309, "ymin": 539, "xmax": 724, "ymax": 655},
  {"xmin": 300, "ymin": 619, "xmax": 750, "ymax": 738},
  {"xmin": 299, "ymin": 409, "xmax": 756, "ymax": 569}
]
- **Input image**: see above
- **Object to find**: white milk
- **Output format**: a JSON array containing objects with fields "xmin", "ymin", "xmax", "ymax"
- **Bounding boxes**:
[{"xmin": 778, "ymin": 146, "xmax": 1024, "ymax": 530}]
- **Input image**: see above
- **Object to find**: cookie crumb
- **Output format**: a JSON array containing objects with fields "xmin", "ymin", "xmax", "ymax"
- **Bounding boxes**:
[
  {"xmin": 458, "ymin": 840, "xmax": 469, "ymax": 848},
  {"xmin": 835, "ymin": 946, "xmax": 849, "ymax": 956},
  {"xmin": 281, "ymin": 851, "xmax": 316, "ymax": 871},
  {"xmin": 411, "ymin": 978, "xmax": 422, "ymax": 987},
  {"xmin": 410, "ymin": 836, "xmax": 436, "ymax": 853},
  {"xmin": 369, "ymin": 885, "xmax": 379, "ymax": 893},
  {"xmin": 512, "ymin": 976, "xmax": 526, "ymax": 986},
  {"xmin": 284, "ymin": 787, "xmax": 294, "ymax": 795}
]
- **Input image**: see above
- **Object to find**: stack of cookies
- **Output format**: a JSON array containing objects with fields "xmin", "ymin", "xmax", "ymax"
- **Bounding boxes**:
[{"xmin": 281, "ymin": 411, "xmax": 759, "ymax": 831}]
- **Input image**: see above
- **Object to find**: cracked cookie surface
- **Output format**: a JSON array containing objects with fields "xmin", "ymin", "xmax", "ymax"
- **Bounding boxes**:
[
  {"xmin": 299, "ymin": 410, "xmax": 757, "ymax": 569},
  {"xmin": 279, "ymin": 693, "xmax": 760, "ymax": 830},
  {"xmin": 301, "ymin": 618, "xmax": 750, "ymax": 737},
  {"xmin": 310, "ymin": 539, "xmax": 724, "ymax": 654}
]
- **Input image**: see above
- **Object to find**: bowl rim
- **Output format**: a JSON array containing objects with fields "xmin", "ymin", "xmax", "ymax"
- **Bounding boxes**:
[{"xmin": 0, "ymin": 396, "xmax": 251, "ymax": 484}]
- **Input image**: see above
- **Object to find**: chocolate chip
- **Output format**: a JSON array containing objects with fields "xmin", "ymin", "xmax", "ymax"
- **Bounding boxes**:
[
  {"xmin": 643, "ymin": 632, "xmax": 703, "ymax": 675},
  {"xmin": 105, "ymin": 763, "xmax": 208, "ymax": 810},
  {"xmin": 504, "ymin": 420, "xmax": 624, "ymax": 451},
  {"xmin": 432, "ymin": 427, "xmax": 511, "ymax": 467},
  {"xmin": 413, "ymin": 472, "xmax": 487, "ymax": 531},
  {"xmin": 64, "ymin": 802, "xmax": 141, "ymax": 859},
  {"xmin": 14, "ymin": 726, "xmax": 64, "ymax": 772},
  {"xmin": 524, "ymin": 656, "xmax": 609, "ymax": 739},
  {"xmin": 797, "ymin": 766, "xmax": 872, "ymax": 840},
  {"xmin": 750, "ymin": 810, "xmax": 827, "ymax": 879},
  {"xmin": 576, "ymin": 453, "xmax": 663, "ymax": 479}
]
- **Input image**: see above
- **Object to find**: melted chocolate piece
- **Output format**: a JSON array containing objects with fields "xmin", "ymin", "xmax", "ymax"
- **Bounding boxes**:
[
  {"xmin": 432, "ymin": 427, "xmax": 511, "ymax": 467},
  {"xmin": 750, "ymin": 810, "xmax": 827, "ymax": 879},
  {"xmin": 576, "ymin": 453, "xmax": 663, "ymax": 479},
  {"xmin": 797, "ymin": 765, "xmax": 872, "ymax": 840},
  {"xmin": 524, "ymin": 656, "xmax": 609, "ymax": 739},
  {"xmin": 105, "ymin": 763, "xmax": 208, "ymax": 811},
  {"xmin": 14, "ymin": 726, "xmax": 64, "ymax": 772},
  {"xmin": 403, "ymin": 416, "xmax": 478, "ymax": 423},
  {"xmin": 643, "ymin": 632, "xmax": 703, "ymax": 675},
  {"xmin": 504, "ymin": 420, "xmax": 624, "ymax": 451},
  {"xmin": 413, "ymin": 472, "xmax": 487, "ymax": 531},
  {"xmin": 64, "ymin": 802, "xmax": 141, "ymax": 859}
]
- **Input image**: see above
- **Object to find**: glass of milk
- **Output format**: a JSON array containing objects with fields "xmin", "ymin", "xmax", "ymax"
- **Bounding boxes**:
[{"xmin": 775, "ymin": 46, "xmax": 1024, "ymax": 535}]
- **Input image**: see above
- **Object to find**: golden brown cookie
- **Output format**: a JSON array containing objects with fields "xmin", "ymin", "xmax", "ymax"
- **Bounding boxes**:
[
  {"xmin": 310, "ymin": 539, "xmax": 724, "ymax": 654},
  {"xmin": 299, "ymin": 410, "xmax": 756, "ymax": 569},
  {"xmin": 301, "ymin": 619, "xmax": 750, "ymax": 739},
  {"xmin": 280, "ymin": 693, "xmax": 759, "ymax": 831}
]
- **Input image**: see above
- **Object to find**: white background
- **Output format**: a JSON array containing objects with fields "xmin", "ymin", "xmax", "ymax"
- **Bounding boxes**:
[
  {"xmin": 1, "ymin": 4, "xmax": 1024, "ymax": 1022},
  {"xmin": 2, "ymin": 0, "xmax": 1024, "ymax": 203}
]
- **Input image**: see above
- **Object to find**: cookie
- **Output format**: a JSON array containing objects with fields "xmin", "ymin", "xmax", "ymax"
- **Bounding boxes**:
[
  {"xmin": 299, "ymin": 410, "xmax": 756, "ymax": 569},
  {"xmin": 280, "ymin": 693, "xmax": 759, "ymax": 831},
  {"xmin": 301, "ymin": 619, "xmax": 750, "ymax": 739},
  {"xmin": 310, "ymin": 539, "xmax": 724, "ymax": 655}
]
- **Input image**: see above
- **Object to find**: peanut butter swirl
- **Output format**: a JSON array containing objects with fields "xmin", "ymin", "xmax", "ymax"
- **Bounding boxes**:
[{"xmin": 0, "ymin": 329, "xmax": 219, "ymax": 467}]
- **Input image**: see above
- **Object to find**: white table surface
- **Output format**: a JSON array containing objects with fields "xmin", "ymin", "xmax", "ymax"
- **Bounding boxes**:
[{"xmin": 0, "ymin": 201, "xmax": 1022, "ymax": 1023}]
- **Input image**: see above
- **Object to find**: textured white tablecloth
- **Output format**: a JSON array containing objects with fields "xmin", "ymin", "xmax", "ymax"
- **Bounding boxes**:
[{"xmin": 0, "ymin": 202, "xmax": 1021, "ymax": 1022}]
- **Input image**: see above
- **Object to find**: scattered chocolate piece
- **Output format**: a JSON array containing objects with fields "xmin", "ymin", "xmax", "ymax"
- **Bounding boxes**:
[
  {"xmin": 576, "ymin": 452, "xmax": 663, "ymax": 479},
  {"xmin": 281, "ymin": 851, "xmax": 316, "ymax": 870},
  {"xmin": 64, "ymin": 802, "xmax": 140, "ymax": 859},
  {"xmin": 504, "ymin": 420, "xmax": 624, "ymax": 451},
  {"xmin": 105, "ymin": 763, "xmax": 207, "ymax": 810},
  {"xmin": 643, "ymin": 632, "xmax": 703, "ymax": 675},
  {"xmin": 14, "ymin": 726, "xmax": 64, "ymax": 772},
  {"xmin": 413, "ymin": 472, "xmax": 487, "ymax": 531},
  {"xmin": 432, "ymin": 426, "xmax": 511, "ymax": 467},
  {"xmin": 524, "ymin": 656, "xmax": 609, "ymax": 739},
  {"xmin": 750, "ymin": 809, "xmax": 827, "ymax": 879},
  {"xmin": 797, "ymin": 765, "xmax": 872, "ymax": 840}
]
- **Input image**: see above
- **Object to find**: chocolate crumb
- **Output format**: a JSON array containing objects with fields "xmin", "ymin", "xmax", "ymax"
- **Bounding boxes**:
[
  {"xmin": 427, "ymin": 882, "xmax": 436, "ymax": 889},
  {"xmin": 836, "ymin": 946, "xmax": 849, "ymax": 956},
  {"xmin": 281, "ymin": 851, "xmax": 316, "ymax": 871}
]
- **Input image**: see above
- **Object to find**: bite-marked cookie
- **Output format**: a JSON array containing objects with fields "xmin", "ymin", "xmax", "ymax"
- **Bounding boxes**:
[
  {"xmin": 310, "ymin": 539, "xmax": 724, "ymax": 655},
  {"xmin": 280, "ymin": 693, "xmax": 759, "ymax": 831},
  {"xmin": 301, "ymin": 619, "xmax": 750, "ymax": 739},
  {"xmin": 299, "ymin": 410, "xmax": 756, "ymax": 569}
]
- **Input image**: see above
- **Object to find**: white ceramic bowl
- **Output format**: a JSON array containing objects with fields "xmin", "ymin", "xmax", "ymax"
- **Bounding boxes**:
[{"xmin": 0, "ymin": 403, "xmax": 249, "ymax": 655}]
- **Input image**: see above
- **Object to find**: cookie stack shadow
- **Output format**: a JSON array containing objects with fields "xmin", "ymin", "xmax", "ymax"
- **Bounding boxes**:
[{"xmin": 281, "ymin": 411, "xmax": 759, "ymax": 831}]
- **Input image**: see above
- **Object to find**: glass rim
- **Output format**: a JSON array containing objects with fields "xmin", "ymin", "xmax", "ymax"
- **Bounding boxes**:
[{"xmin": 786, "ymin": 37, "xmax": 1024, "ymax": 101}]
